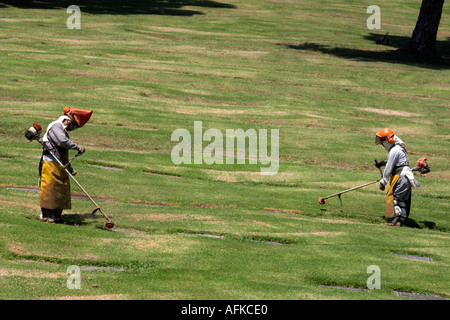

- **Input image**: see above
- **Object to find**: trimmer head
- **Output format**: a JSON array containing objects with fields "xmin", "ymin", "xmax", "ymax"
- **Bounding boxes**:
[
  {"xmin": 106, "ymin": 220, "xmax": 114, "ymax": 229},
  {"xmin": 92, "ymin": 206, "xmax": 114, "ymax": 229},
  {"xmin": 318, "ymin": 197, "xmax": 326, "ymax": 205}
]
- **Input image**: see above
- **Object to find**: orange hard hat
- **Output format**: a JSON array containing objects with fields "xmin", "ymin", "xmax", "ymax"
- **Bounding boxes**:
[
  {"xmin": 375, "ymin": 128, "xmax": 395, "ymax": 145},
  {"xmin": 63, "ymin": 107, "xmax": 93, "ymax": 128}
]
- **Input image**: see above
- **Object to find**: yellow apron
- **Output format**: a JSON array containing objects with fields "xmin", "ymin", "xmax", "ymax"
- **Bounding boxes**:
[
  {"xmin": 385, "ymin": 174, "xmax": 399, "ymax": 218},
  {"xmin": 40, "ymin": 161, "xmax": 71, "ymax": 210}
]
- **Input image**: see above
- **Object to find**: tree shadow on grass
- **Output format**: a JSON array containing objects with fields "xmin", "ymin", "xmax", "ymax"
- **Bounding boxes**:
[
  {"xmin": 284, "ymin": 33, "xmax": 450, "ymax": 70},
  {"xmin": 0, "ymin": 0, "xmax": 236, "ymax": 16}
]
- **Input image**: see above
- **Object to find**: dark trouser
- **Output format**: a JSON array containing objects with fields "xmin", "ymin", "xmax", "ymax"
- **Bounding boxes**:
[
  {"xmin": 392, "ymin": 175, "xmax": 411, "ymax": 223},
  {"xmin": 41, "ymin": 208, "xmax": 63, "ymax": 220}
]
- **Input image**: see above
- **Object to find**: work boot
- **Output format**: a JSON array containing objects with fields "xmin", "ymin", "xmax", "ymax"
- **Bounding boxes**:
[
  {"xmin": 390, "ymin": 217, "xmax": 404, "ymax": 227},
  {"xmin": 52, "ymin": 209, "xmax": 65, "ymax": 224},
  {"xmin": 40, "ymin": 208, "xmax": 52, "ymax": 222},
  {"xmin": 40, "ymin": 216, "xmax": 55, "ymax": 223}
]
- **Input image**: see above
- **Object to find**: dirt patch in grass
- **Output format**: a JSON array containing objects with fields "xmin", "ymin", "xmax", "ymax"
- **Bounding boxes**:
[
  {"xmin": 9, "ymin": 242, "xmax": 24, "ymax": 255},
  {"xmin": 0, "ymin": 199, "xmax": 40, "ymax": 212},
  {"xmin": 128, "ymin": 213, "xmax": 217, "ymax": 223},
  {"xmin": 213, "ymin": 171, "xmax": 238, "ymax": 183},
  {"xmin": 251, "ymin": 220, "xmax": 279, "ymax": 229},
  {"xmin": 0, "ymin": 268, "xmax": 65, "ymax": 279},
  {"xmin": 318, "ymin": 218, "xmax": 359, "ymax": 225},
  {"xmin": 279, "ymin": 232, "xmax": 344, "ymax": 236},
  {"xmin": 263, "ymin": 208, "xmax": 302, "ymax": 215},
  {"xmin": 191, "ymin": 203, "xmax": 236, "ymax": 209},
  {"xmin": 304, "ymin": 113, "xmax": 335, "ymax": 120},
  {"xmin": 409, "ymin": 151, "xmax": 450, "ymax": 161},
  {"xmin": 5, "ymin": 239, "xmax": 67, "ymax": 262},
  {"xmin": 124, "ymin": 236, "xmax": 164, "ymax": 249},
  {"xmin": 304, "ymin": 73, "xmax": 341, "ymax": 78},
  {"xmin": 0, "ymin": 96, "xmax": 34, "ymax": 102},
  {"xmin": 124, "ymin": 234, "xmax": 196, "ymax": 252},
  {"xmin": 129, "ymin": 213, "xmax": 188, "ymax": 221},
  {"xmin": 304, "ymin": 160, "xmax": 377, "ymax": 172},
  {"xmin": 111, "ymin": 228, "xmax": 146, "ymax": 235},
  {"xmin": 1, "ymin": 184, "xmax": 39, "ymax": 190},
  {"xmin": 182, "ymin": 88, "xmax": 212, "ymax": 95},
  {"xmin": 359, "ymin": 107, "xmax": 421, "ymax": 117},
  {"xmin": 240, "ymin": 118, "xmax": 348, "ymax": 131},
  {"xmin": 305, "ymin": 123, "xmax": 342, "ymax": 130},
  {"xmin": 174, "ymin": 106, "xmax": 247, "ymax": 115},
  {"xmin": 14, "ymin": 79, "xmax": 94, "ymax": 90},
  {"xmin": 8, "ymin": 53, "xmax": 46, "ymax": 59},
  {"xmin": 208, "ymin": 170, "xmax": 298, "ymax": 184},
  {"xmin": 129, "ymin": 200, "xmax": 179, "ymax": 207}
]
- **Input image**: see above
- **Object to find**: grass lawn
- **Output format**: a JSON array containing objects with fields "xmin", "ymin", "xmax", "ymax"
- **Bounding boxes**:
[{"xmin": 0, "ymin": 0, "xmax": 449, "ymax": 301}]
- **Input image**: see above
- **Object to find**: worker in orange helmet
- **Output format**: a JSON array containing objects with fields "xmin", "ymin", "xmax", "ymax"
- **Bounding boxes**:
[
  {"xmin": 374, "ymin": 128, "xmax": 418, "ymax": 226},
  {"xmin": 39, "ymin": 107, "xmax": 92, "ymax": 223}
]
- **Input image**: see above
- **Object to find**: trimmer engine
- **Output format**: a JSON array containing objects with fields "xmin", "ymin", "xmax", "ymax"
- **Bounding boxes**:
[
  {"xmin": 413, "ymin": 157, "xmax": 430, "ymax": 175},
  {"xmin": 24, "ymin": 122, "xmax": 42, "ymax": 141}
]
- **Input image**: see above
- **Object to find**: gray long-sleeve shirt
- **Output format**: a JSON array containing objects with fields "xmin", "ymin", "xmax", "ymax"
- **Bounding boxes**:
[
  {"xmin": 381, "ymin": 144, "xmax": 409, "ymax": 185},
  {"xmin": 42, "ymin": 119, "xmax": 80, "ymax": 167}
]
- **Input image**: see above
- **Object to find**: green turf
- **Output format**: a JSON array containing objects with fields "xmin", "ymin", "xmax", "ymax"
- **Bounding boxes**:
[{"xmin": 0, "ymin": 0, "xmax": 449, "ymax": 300}]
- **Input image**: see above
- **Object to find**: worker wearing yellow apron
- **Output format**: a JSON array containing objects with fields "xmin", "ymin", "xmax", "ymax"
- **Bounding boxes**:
[
  {"xmin": 39, "ymin": 107, "xmax": 91, "ymax": 223},
  {"xmin": 375, "ymin": 128, "xmax": 418, "ymax": 227}
]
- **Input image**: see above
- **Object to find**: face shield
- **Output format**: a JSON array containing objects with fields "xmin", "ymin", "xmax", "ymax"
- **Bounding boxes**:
[
  {"xmin": 382, "ymin": 141, "xmax": 393, "ymax": 151},
  {"xmin": 66, "ymin": 121, "xmax": 77, "ymax": 131},
  {"xmin": 375, "ymin": 134, "xmax": 385, "ymax": 145},
  {"xmin": 60, "ymin": 115, "xmax": 78, "ymax": 131}
]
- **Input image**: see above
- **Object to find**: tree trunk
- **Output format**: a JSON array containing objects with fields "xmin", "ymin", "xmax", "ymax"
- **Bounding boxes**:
[{"xmin": 407, "ymin": 0, "xmax": 445, "ymax": 55}]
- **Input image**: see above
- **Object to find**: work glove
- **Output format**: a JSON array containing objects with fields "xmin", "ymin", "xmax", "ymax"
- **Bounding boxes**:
[
  {"xmin": 374, "ymin": 160, "xmax": 387, "ymax": 168},
  {"xmin": 379, "ymin": 183, "xmax": 385, "ymax": 191},
  {"xmin": 77, "ymin": 146, "xmax": 86, "ymax": 154}
]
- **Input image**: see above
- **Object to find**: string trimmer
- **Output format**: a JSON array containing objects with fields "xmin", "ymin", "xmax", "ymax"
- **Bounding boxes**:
[
  {"xmin": 318, "ymin": 179, "xmax": 380, "ymax": 205},
  {"xmin": 25, "ymin": 123, "xmax": 114, "ymax": 229},
  {"xmin": 318, "ymin": 158, "xmax": 430, "ymax": 205},
  {"xmin": 318, "ymin": 159, "xmax": 382, "ymax": 205}
]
